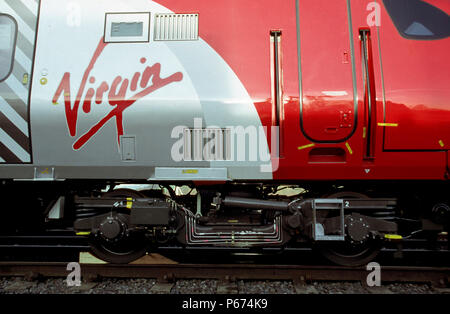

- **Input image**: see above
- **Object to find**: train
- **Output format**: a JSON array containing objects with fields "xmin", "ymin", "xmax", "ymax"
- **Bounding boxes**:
[{"xmin": 0, "ymin": 0, "xmax": 449, "ymax": 265}]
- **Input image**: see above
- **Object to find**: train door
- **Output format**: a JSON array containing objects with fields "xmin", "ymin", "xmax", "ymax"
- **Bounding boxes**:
[
  {"xmin": 0, "ymin": 0, "xmax": 39, "ymax": 163},
  {"xmin": 378, "ymin": 0, "xmax": 450, "ymax": 151},
  {"xmin": 298, "ymin": 0, "xmax": 358, "ymax": 144}
]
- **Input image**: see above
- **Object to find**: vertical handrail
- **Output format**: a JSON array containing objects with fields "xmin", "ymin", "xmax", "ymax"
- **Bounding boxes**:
[
  {"xmin": 270, "ymin": 30, "xmax": 283, "ymax": 157},
  {"xmin": 360, "ymin": 29, "xmax": 377, "ymax": 159}
]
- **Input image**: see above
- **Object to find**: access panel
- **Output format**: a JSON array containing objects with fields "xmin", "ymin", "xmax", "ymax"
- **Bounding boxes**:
[{"xmin": 298, "ymin": 0, "xmax": 357, "ymax": 143}]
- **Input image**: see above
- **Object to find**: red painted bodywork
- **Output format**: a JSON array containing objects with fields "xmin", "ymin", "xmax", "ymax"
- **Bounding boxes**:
[{"xmin": 158, "ymin": 0, "xmax": 450, "ymax": 181}]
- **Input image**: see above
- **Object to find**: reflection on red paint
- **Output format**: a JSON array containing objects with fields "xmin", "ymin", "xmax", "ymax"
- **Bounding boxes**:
[{"xmin": 52, "ymin": 37, "xmax": 183, "ymax": 150}]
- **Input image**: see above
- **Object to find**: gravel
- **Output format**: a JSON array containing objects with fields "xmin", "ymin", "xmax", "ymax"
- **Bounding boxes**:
[
  {"xmin": 237, "ymin": 280, "xmax": 296, "ymax": 294},
  {"xmin": 0, "ymin": 277, "xmax": 445, "ymax": 294},
  {"xmin": 172, "ymin": 279, "xmax": 218, "ymax": 294}
]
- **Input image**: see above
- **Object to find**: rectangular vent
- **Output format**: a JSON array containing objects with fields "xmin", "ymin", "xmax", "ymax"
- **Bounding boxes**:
[
  {"xmin": 183, "ymin": 128, "xmax": 231, "ymax": 161},
  {"xmin": 154, "ymin": 13, "xmax": 199, "ymax": 41}
]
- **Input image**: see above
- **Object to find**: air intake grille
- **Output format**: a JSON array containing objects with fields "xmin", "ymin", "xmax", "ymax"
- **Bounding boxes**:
[
  {"xmin": 154, "ymin": 14, "xmax": 199, "ymax": 41},
  {"xmin": 183, "ymin": 128, "xmax": 231, "ymax": 161}
]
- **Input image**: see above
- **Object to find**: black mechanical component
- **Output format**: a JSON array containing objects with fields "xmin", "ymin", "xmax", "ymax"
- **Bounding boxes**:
[
  {"xmin": 287, "ymin": 197, "xmax": 397, "ymax": 239},
  {"xmin": 130, "ymin": 199, "xmax": 175, "ymax": 226},
  {"xmin": 74, "ymin": 197, "xmax": 175, "ymax": 226},
  {"xmin": 318, "ymin": 240, "xmax": 382, "ymax": 267},
  {"xmin": 99, "ymin": 216, "xmax": 126, "ymax": 242},
  {"xmin": 74, "ymin": 193, "xmax": 178, "ymax": 264},
  {"xmin": 82, "ymin": 212, "xmax": 147, "ymax": 264},
  {"xmin": 306, "ymin": 192, "xmax": 398, "ymax": 266},
  {"xmin": 286, "ymin": 211, "xmax": 303, "ymax": 230},
  {"xmin": 317, "ymin": 212, "xmax": 385, "ymax": 267},
  {"xmin": 432, "ymin": 203, "xmax": 450, "ymax": 225},
  {"xmin": 177, "ymin": 206, "xmax": 285, "ymax": 246},
  {"xmin": 71, "ymin": 186, "xmax": 404, "ymax": 265},
  {"xmin": 220, "ymin": 196, "xmax": 289, "ymax": 211},
  {"xmin": 346, "ymin": 215, "xmax": 370, "ymax": 243}
]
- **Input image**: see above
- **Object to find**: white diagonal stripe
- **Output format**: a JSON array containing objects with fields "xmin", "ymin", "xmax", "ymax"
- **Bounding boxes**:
[
  {"xmin": 0, "ymin": 96, "xmax": 29, "ymax": 136},
  {"xmin": 14, "ymin": 47, "xmax": 32, "ymax": 71},
  {"xmin": 0, "ymin": 128, "xmax": 30, "ymax": 162},
  {"xmin": 5, "ymin": 76, "xmax": 28, "ymax": 104},
  {"xmin": 0, "ymin": 2, "xmax": 35, "ymax": 43},
  {"xmin": 0, "ymin": 156, "xmax": 5, "ymax": 162},
  {"xmin": 22, "ymin": 0, "xmax": 38, "ymax": 15}
]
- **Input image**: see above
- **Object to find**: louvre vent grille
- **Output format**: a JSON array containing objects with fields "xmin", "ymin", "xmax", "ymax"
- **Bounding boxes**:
[
  {"xmin": 183, "ymin": 129, "xmax": 232, "ymax": 161},
  {"xmin": 154, "ymin": 14, "xmax": 199, "ymax": 41}
]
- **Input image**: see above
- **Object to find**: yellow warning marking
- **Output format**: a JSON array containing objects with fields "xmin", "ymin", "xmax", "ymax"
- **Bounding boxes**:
[
  {"xmin": 76, "ymin": 231, "xmax": 91, "ymax": 236},
  {"xmin": 228, "ymin": 220, "xmax": 239, "ymax": 223},
  {"xmin": 40, "ymin": 77, "xmax": 48, "ymax": 85},
  {"xmin": 345, "ymin": 142, "xmax": 353, "ymax": 155},
  {"xmin": 298, "ymin": 143, "xmax": 315, "ymax": 150},
  {"xmin": 384, "ymin": 234, "xmax": 403, "ymax": 240},
  {"xmin": 439, "ymin": 140, "xmax": 444, "ymax": 147},
  {"xmin": 41, "ymin": 168, "xmax": 49, "ymax": 174},
  {"xmin": 22, "ymin": 74, "xmax": 29, "ymax": 85},
  {"xmin": 378, "ymin": 123, "xmax": 398, "ymax": 127},
  {"xmin": 362, "ymin": 127, "xmax": 366, "ymax": 139},
  {"xmin": 79, "ymin": 252, "xmax": 108, "ymax": 264},
  {"xmin": 52, "ymin": 101, "xmax": 58, "ymax": 105},
  {"xmin": 182, "ymin": 169, "xmax": 199, "ymax": 174},
  {"xmin": 126, "ymin": 197, "xmax": 133, "ymax": 209}
]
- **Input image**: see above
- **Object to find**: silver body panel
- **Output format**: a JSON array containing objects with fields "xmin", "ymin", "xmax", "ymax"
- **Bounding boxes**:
[{"xmin": 0, "ymin": 0, "xmax": 273, "ymax": 181}]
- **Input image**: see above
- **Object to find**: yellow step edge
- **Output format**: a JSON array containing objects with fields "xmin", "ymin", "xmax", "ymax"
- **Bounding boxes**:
[{"xmin": 384, "ymin": 234, "xmax": 403, "ymax": 240}]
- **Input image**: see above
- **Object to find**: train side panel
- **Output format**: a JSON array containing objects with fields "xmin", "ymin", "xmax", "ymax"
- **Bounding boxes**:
[
  {"xmin": 156, "ymin": 0, "xmax": 450, "ymax": 181},
  {"xmin": 0, "ymin": 0, "xmax": 448, "ymax": 182},
  {"xmin": 7, "ymin": 0, "xmax": 275, "ymax": 180},
  {"xmin": 379, "ymin": 0, "xmax": 450, "ymax": 151}
]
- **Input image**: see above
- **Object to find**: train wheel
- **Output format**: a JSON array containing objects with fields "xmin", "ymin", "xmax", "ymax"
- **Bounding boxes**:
[
  {"xmin": 89, "ymin": 233, "xmax": 147, "ymax": 264},
  {"xmin": 88, "ymin": 189, "xmax": 147, "ymax": 264},
  {"xmin": 318, "ymin": 191, "xmax": 381, "ymax": 266}
]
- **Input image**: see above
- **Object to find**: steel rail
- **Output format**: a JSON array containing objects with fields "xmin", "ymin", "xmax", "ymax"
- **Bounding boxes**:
[{"xmin": 0, "ymin": 262, "xmax": 448, "ymax": 287}]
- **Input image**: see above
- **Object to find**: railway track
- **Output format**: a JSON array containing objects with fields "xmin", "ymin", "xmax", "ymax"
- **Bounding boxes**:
[
  {"xmin": 1, "ymin": 232, "xmax": 449, "ymax": 293},
  {"xmin": 0, "ymin": 255, "xmax": 449, "ymax": 289}
]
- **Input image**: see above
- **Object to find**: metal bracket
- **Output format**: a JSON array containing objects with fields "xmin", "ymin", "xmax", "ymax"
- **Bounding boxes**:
[
  {"xmin": 312, "ymin": 199, "xmax": 345, "ymax": 241},
  {"xmin": 195, "ymin": 193, "xmax": 202, "ymax": 217}
]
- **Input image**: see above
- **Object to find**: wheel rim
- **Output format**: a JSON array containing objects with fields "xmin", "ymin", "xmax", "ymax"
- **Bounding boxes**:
[
  {"xmin": 318, "ymin": 191, "xmax": 381, "ymax": 266},
  {"xmin": 88, "ymin": 189, "xmax": 147, "ymax": 264},
  {"xmin": 89, "ymin": 233, "xmax": 147, "ymax": 264}
]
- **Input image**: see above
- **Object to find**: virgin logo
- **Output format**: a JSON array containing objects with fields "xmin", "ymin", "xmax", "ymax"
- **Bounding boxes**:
[{"xmin": 52, "ymin": 37, "xmax": 183, "ymax": 150}]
